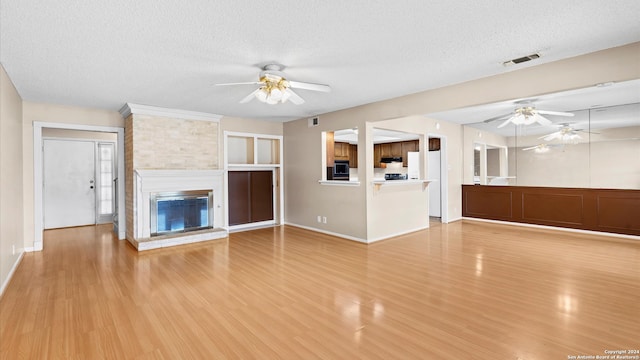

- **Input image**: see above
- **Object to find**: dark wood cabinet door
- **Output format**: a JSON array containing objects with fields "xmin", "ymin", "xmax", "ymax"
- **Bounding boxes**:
[
  {"xmin": 391, "ymin": 142, "xmax": 403, "ymax": 158},
  {"xmin": 429, "ymin": 138, "xmax": 441, "ymax": 151},
  {"xmin": 380, "ymin": 143, "xmax": 392, "ymax": 158},
  {"xmin": 250, "ymin": 171, "xmax": 274, "ymax": 222},
  {"xmin": 228, "ymin": 171, "xmax": 251, "ymax": 226},
  {"xmin": 228, "ymin": 170, "xmax": 273, "ymax": 226},
  {"xmin": 349, "ymin": 144, "xmax": 358, "ymax": 168}
]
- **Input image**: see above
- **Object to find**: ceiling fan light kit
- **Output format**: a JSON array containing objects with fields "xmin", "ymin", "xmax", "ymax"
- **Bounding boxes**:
[
  {"xmin": 494, "ymin": 106, "xmax": 574, "ymax": 129},
  {"xmin": 216, "ymin": 64, "xmax": 331, "ymax": 105}
]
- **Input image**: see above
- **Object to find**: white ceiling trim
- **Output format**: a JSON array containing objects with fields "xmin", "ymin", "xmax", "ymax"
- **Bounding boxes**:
[{"xmin": 119, "ymin": 103, "xmax": 223, "ymax": 122}]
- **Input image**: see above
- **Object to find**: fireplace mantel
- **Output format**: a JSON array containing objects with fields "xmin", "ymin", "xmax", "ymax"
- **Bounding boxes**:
[{"xmin": 131, "ymin": 169, "xmax": 226, "ymax": 250}]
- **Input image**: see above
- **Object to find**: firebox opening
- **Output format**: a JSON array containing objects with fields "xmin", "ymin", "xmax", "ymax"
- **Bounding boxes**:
[{"xmin": 150, "ymin": 190, "xmax": 213, "ymax": 236}]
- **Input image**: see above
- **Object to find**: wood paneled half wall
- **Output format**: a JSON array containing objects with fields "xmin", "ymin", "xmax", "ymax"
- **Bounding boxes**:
[{"xmin": 462, "ymin": 185, "xmax": 640, "ymax": 236}]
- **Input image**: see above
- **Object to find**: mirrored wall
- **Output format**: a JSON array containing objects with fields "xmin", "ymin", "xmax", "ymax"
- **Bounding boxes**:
[{"xmin": 430, "ymin": 79, "xmax": 640, "ymax": 190}]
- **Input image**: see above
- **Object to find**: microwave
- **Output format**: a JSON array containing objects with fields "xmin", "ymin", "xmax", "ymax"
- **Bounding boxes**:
[{"xmin": 330, "ymin": 160, "xmax": 350, "ymax": 180}]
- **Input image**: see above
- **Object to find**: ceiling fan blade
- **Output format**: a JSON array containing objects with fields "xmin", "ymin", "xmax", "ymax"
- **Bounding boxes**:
[
  {"xmin": 215, "ymin": 81, "xmax": 263, "ymax": 87},
  {"xmin": 522, "ymin": 146, "xmax": 539, "ymax": 151},
  {"xmin": 497, "ymin": 117, "xmax": 514, "ymax": 128},
  {"xmin": 537, "ymin": 110, "xmax": 574, "ymax": 117},
  {"xmin": 539, "ymin": 132, "xmax": 559, "ymax": 141},
  {"xmin": 239, "ymin": 89, "xmax": 260, "ymax": 104},
  {"xmin": 533, "ymin": 113, "xmax": 552, "ymax": 126},
  {"xmin": 482, "ymin": 113, "xmax": 511, "ymax": 123},
  {"xmin": 288, "ymin": 80, "xmax": 331, "ymax": 93},
  {"xmin": 285, "ymin": 88, "xmax": 305, "ymax": 105}
]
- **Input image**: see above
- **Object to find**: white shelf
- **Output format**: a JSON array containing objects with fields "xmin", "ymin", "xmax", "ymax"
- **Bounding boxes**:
[{"xmin": 372, "ymin": 179, "xmax": 436, "ymax": 192}]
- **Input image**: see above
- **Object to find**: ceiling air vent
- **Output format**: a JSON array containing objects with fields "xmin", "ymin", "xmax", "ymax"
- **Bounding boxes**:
[
  {"xmin": 308, "ymin": 116, "xmax": 319, "ymax": 127},
  {"xmin": 503, "ymin": 53, "xmax": 541, "ymax": 66}
]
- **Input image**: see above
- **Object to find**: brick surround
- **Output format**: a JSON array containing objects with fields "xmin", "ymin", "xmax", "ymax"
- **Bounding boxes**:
[{"xmin": 123, "ymin": 107, "xmax": 220, "ymax": 244}]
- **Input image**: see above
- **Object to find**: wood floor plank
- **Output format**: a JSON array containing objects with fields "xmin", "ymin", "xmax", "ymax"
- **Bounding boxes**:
[{"xmin": 1, "ymin": 221, "xmax": 638, "ymax": 359}]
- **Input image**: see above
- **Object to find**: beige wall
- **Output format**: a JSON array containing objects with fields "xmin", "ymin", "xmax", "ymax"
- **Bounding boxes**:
[
  {"xmin": 0, "ymin": 64, "xmax": 24, "ymax": 293},
  {"xmin": 21, "ymin": 102, "xmax": 124, "ymax": 250},
  {"xmin": 284, "ymin": 113, "xmax": 367, "ymax": 239},
  {"xmin": 283, "ymin": 42, "xmax": 640, "ymax": 242}
]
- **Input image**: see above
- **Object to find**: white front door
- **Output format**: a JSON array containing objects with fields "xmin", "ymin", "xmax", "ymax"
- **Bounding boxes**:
[{"xmin": 44, "ymin": 139, "xmax": 96, "ymax": 229}]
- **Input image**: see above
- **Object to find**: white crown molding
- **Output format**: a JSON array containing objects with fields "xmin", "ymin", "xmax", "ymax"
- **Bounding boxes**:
[{"xmin": 119, "ymin": 103, "xmax": 223, "ymax": 122}]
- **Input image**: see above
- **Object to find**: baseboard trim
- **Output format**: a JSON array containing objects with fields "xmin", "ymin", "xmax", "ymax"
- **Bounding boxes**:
[
  {"xmin": 366, "ymin": 225, "xmax": 431, "ymax": 243},
  {"xmin": 229, "ymin": 220, "xmax": 277, "ymax": 232},
  {"xmin": 283, "ymin": 223, "xmax": 432, "ymax": 244},
  {"xmin": 462, "ymin": 217, "xmax": 640, "ymax": 241},
  {"xmin": 0, "ymin": 252, "xmax": 25, "ymax": 298},
  {"xmin": 284, "ymin": 223, "xmax": 368, "ymax": 243}
]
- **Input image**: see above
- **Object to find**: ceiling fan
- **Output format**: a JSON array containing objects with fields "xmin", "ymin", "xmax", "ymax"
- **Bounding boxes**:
[
  {"xmin": 539, "ymin": 124, "xmax": 595, "ymax": 143},
  {"xmin": 215, "ymin": 64, "xmax": 331, "ymax": 105},
  {"xmin": 484, "ymin": 105, "xmax": 574, "ymax": 128},
  {"xmin": 522, "ymin": 143, "xmax": 563, "ymax": 153}
]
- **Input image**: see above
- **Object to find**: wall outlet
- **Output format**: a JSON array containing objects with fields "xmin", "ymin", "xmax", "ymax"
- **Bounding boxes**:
[
  {"xmin": 322, "ymin": 216, "xmax": 327, "ymax": 224},
  {"xmin": 317, "ymin": 215, "xmax": 322, "ymax": 223},
  {"xmin": 12, "ymin": 245, "xmax": 15, "ymax": 255}
]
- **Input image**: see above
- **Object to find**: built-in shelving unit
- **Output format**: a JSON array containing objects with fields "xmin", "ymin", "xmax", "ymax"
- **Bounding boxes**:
[
  {"xmin": 226, "ymin": 133, "xmax": 281, "ymax": 167},
  {"xmin": 223, "ymin": 131, "xmax": 284, "ymax": 231}
]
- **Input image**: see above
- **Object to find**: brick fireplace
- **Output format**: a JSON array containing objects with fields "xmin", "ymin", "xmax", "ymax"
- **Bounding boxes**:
[{"xmin": 120, "ymin": 104, "xmax": 227, "ymax": 251}]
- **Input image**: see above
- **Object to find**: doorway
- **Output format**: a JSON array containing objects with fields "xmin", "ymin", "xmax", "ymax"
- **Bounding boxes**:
[
  {"xmin": 427, "ymin": 134, "xmax": 448, "ymax": 223},
  {"xmin": 33, "ymin": 122, "xmax": 125, "ymax": 251}
]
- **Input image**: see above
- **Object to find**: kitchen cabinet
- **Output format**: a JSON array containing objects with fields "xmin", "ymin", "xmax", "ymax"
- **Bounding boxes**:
[
  {"xmin": 349, "ymin": 144, "xmax": 358, "ymax": 168},
  {"xmin": 374, "ymin": 144, "xmax": 382, "ymax": 168},
  {"xmin": 429, "ymin": 138, "xmax": 441, "ymax": 151},
  {"xmin": 373, "ymin": 140, "xmax": 420, "ymax": 168},
  {"xmin": 326, "ymin": 131, "xmax": 335, "ymax": 166},
  {"xmin": 334, "ymin": 142, "xmax": 349, "ymax": 160},
  {"xmin": 391, "ymin": 142, "xmax": 402, "ymax": 159},
  {"xmin": 380, "ymin": 143, "xmax": 393, "ymax": 158}
]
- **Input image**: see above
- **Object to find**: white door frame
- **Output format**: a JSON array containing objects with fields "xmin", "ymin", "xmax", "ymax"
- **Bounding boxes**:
[
  {"xmin": 33, "ymin": 122, "xmax": 126, "ymax": 251},
  {"xmin": 427, "ymin": 133, "xmax": 449, "ymax": 223}
]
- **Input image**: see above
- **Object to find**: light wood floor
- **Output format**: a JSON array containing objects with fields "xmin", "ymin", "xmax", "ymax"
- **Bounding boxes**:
[{"xmin": 1, "ymin": 221, "xmax": 638, "ymax": 359}]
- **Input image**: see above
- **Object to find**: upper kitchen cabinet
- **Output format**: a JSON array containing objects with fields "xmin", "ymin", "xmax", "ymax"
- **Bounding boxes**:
[
  {"xmin": 373, "ymin": 140, "xmax": 419, "ymax": 167},
  {"xmin": 334, "ymin": 141, "xmax": 350, "ymax": 160},
  {"xmin": 225, "ymin": 132, "xmax": 282, "ymax": 167},
  {"xmin": 428, "ymin": 138, "xmax": 441, "ymax": 151}
]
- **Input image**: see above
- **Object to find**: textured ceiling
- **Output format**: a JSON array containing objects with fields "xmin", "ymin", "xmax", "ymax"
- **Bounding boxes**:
[{"xmin": 1, "ymin": 0, "xmax": 639, "ymax": 121}]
